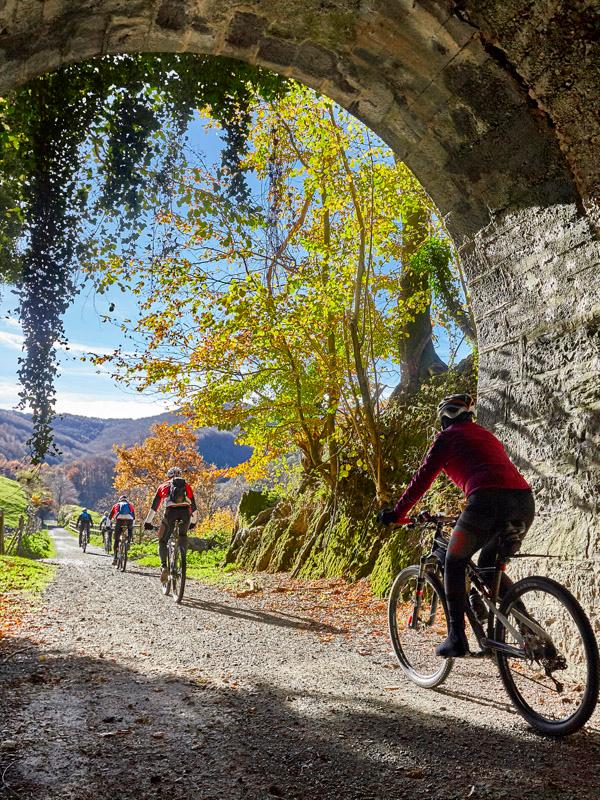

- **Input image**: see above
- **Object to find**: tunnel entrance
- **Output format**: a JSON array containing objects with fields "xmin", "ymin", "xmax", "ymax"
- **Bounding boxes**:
[{"xmin": 0, "ymin": 2, "xmax": 599, "ymax": 587}]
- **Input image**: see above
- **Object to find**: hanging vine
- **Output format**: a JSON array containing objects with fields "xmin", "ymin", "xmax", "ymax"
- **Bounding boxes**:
[{"xmin": 0, "ymin": 53, "xmax": 288, "ymax": 461}]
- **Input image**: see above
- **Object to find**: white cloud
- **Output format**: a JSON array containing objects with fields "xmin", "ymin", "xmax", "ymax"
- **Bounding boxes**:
[
  {"xmin": 0, "ymin": 330, "xmax": 24, "ymax": 350},
  {"xmin": 0, "ymin": 377, "xmax": 171, "ymax": 419},
  {"xmin": 0, "ymin": 327, "xmax": 117, "ymax": 358},
  {"xmin": 0, "ymin": 379, "xmax": 22, "ymax": 404},
  {"xmin": 53, "ymin": 393, "xmax": 172, "ymax": 418},
  {"xmin": 3, "ymin": 317, "xmax": 22, "ymax": 330}
]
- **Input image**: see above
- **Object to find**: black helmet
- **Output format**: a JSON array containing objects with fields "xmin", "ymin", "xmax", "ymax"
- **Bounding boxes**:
[{"xmin": 437, "ymin": 394, "xmax": 475, "ymax": 424}]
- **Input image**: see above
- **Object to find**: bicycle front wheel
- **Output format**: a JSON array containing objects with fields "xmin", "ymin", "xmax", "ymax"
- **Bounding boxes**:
[
  {"xmin": 171, "ymin": 540, "xmax": 186, "ymax": 604},
  {"xmin": 496, "ymin": 575, "xmax": 599, "ymax": 736},
  {"xmin": 388, "ymin": 564, "xmax": 453, "ymax": 688}
]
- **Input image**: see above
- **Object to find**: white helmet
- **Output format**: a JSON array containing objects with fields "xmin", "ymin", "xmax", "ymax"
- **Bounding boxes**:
[
  {"xmin": 437, "ymin": 394, "xmax": 475, "ymax": 423},
  {"xmin": 167, "ymin": 467, "xmax": 182, "ymax": 478}
]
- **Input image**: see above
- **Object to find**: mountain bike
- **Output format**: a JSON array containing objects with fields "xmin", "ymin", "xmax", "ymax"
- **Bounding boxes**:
[
  {"xmin": 79, "ymin": 523, "xmax": 90, "ymax": 553},
  {"xmin": 102, "ymin": 525, "xmax": 112, "ymax": 555},
  {"xmin": 114, "ymin": 520, "xmax": 130, "ymax": 573},
  {"xmin": 388, "ymin": 510, "xmax": 599, "ymax": 737},
  {"xmin": 160, "ymin": 519, "xmax": 187, "ymax": 604}
]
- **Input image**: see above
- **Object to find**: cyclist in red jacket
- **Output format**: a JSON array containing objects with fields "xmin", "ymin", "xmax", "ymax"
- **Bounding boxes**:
[
  {"xmin": 378, "ymin": 394, "xmax": 535, "ymax": 658},
  {"xmin": 110, "ymin": 495, "xmax": 135, "ymax": 565},
  {"xmin": 143, "ymin": 467, "xmax": 197, "ymax": 582}
]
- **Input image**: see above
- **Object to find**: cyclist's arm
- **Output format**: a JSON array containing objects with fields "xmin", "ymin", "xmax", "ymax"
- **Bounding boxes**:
[
  {"xmin": 392, "ymin": 434, "xmax": 449, "ymax": 521},
  {"xmin": 186, "ymin": 484, "xmax": 198, "ymax": 524},
  {"xmin": 144, "ymin": 487, "xmax": 163, "ymax": 526},
  {"xmin": 109, "ymin": 504, "xmax": 118, "ymax": 521}
]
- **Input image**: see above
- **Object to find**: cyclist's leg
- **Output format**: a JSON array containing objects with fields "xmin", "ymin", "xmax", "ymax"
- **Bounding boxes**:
[
  {"xmin": 126, "ymin": 519, "xmax": 133, "ymax": 544},
  {"xmin": 159, "ymin": 510, "xmax": 175, "ymax": 571},
  {"xmin": 175, "ymin": 508, "xmax": 190, "ymax": 552},
  {"xmin": 436, "ymin": 490, "xmax": 501, "ymax": 656},
  {"xmin": 112, "ymin": 523, "xmax": 121, "ymax": 564},
  {"xmin": 78, "ymin": 524, "xmax": 83, "ymax": 547},
  {"xmin": 439, "ymin": 527, "xmax": 488, "ymax": 656},
  {"xmin": 477, "ymin": 489, "xmax": 535, "ymax": 608}
]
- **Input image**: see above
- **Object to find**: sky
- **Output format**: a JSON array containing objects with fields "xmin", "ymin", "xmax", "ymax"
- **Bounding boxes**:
[{"xmin": 0, "ymin": 102, "xmax": 469, "ymax": 421}]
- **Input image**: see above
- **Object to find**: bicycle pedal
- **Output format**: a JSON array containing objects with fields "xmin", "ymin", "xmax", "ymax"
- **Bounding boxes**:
[{"xmin": 468, "ymin": 650, "xmax": 487, "ymax": 659}]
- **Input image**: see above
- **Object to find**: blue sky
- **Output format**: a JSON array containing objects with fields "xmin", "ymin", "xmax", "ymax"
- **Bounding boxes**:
[{"xmin": 0, "ymin": 106, "xmax": 468, "ymax": 421}]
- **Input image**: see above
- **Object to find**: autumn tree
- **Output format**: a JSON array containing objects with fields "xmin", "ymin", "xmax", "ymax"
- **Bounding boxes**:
[
  {"xmin": 42, "ymin": 466, "xmax": 79, "ymax": 519},
  {"xmin": 96, "ymin": 84, "xmax": 473, "ymax": 499},
  {"xmin": 113, "ymin": 422, "xmax": 217, "ymax": 520}
]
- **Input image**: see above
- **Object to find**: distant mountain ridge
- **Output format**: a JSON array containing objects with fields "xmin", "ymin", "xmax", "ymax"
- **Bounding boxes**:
[{"xmin": 0, "ymin": 408, "xmax": 252, "ymax": 468}]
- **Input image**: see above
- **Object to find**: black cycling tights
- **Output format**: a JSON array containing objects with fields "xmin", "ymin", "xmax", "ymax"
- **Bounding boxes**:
[{"xmin": 444, "ymin": 528, "xmax": 513, "ymax": 629}]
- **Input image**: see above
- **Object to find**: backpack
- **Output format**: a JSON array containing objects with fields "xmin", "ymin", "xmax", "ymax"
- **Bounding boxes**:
[
  {"xmin": 117, "ymin": 502, "xmax": 133, "ymax": 517},
  {"xmin": 169, "ymin": 477, "xmax": 187, "ymax": 504},
  {"xmin": 81, "ymin": 511, "xmax": 91, "ymax": 521}
]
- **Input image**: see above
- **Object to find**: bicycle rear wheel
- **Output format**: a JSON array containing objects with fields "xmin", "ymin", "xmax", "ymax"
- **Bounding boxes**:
[
  {"xmin": 162, "ymin": 540, "xmax": 172, "ymax": 596},
  {"xmin": 171, "ymin": 539, "xmax": 186, "ymax": 604},
  {"xmin": 388, "ymin": 564, "xmax": 453, "ymax": 688},
  {"xmin": 496, "ymin": 575, "xmax": 599, "ymax": 736},
  {"xmin": 119, "ymin": 540, "xmax": 129, "ymax": 572},
  {"xmin": 82, "ymin": 531, "xmax": 87, "ymax": 553}
]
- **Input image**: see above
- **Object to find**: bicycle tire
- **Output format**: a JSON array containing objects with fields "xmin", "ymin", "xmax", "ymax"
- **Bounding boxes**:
[
  {"xmin": 172, "ymin": 540, "xmax": 186, "ymax": 604},
  {"xmin": 496, "ymin": 575, "xmax": 600, "ymax": 736},
  {"xmin": 162, "ymin": 540, "xmax": 172, "ymax": 596},
  {"xmin": 82, "ymin": 532, "xmax": 87, "ymax": 553},
  {"xmin": 120, "ymin": 540, "xmax": 129, "ymax": 573},
  {"xmin": 388, "ymin": 564, "xmax": 453, "ymax": 688}
]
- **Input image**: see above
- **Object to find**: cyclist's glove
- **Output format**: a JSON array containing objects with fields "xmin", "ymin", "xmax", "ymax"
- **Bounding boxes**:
[
  {"xmin": 377, "ymin": 508, "xmax": 398, "ymax": 526},
  {"xmin": 376, "ymin": 509, "xmax": 413, "ymax": 526},
  {"xmin": 144, "ymin": 522, "xmax": 154, "ymax": 531}
]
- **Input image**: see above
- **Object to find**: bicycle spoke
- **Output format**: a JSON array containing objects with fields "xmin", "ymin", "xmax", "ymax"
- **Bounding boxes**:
[
  {"xmin": 496, "ymin": 577, "xmax": 599, "ymax": 734},
  {"xmin": 388, "ymin": 565, "xmax": 452, "ymax": 688}
]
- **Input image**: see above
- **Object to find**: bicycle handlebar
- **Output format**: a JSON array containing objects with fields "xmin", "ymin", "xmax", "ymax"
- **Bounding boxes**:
[{"xmin": 414, "ymin": 510, "xmax": 458, "ymax": 526}]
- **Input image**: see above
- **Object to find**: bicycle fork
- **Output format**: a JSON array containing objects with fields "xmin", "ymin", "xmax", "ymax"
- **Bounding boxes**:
[{"xmin": 409, "ymin": 555, "xmax": 438, "ymax": 629}]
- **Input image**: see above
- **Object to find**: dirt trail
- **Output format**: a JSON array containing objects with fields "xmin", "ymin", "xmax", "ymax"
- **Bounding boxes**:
[{"xmin": 1, "ymin": 528, "xmax": 600, "ymax": 800}]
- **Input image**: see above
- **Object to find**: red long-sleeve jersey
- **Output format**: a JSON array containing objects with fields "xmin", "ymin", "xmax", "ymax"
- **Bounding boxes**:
[{"xmin": 393, "ymin": 420, "xmax": 530, "ymax": 520}]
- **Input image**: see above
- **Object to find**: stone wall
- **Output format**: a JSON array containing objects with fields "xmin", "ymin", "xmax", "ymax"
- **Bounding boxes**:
[{"xmin": 0, "ymin": 1, "xmax": 598, "ymax": 613}]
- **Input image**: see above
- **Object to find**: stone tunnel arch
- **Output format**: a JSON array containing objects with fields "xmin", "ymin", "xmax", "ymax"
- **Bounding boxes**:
[{"xmin": 1, "ymin": 1, "xmax": 599, "ymax": 589}]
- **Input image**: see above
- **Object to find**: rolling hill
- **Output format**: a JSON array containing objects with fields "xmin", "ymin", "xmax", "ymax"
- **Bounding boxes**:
[{"xmin": 0, "ymin": 408, "xmax": 252, "ymax": 469}]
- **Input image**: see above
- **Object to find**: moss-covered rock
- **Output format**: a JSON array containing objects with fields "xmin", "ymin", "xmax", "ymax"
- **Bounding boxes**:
[
  {"xmin": 370, "ymin": 528, "xmax": 421, "ymax": 597},
  {"xmin": 235, "ymin": 490, "xmax": 277, "ymax": 530}
]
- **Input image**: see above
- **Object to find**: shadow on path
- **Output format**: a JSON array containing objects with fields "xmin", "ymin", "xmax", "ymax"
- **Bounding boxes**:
[
  {"xmin": 182, "ymin": 596, "xmax": 345, "ymax": 634},
  {"xmin": 2, "ymin": 639, "xmax": 600, "ymax": 800}
]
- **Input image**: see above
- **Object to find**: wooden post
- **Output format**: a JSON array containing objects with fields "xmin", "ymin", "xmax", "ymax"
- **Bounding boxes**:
[
  {"xmin": 0, "ymin": 509, "xmax": 4, "ymax": 555},
  {"xmin": 16, "ymin": 515, "xmax": 24, "ymax": 556}
]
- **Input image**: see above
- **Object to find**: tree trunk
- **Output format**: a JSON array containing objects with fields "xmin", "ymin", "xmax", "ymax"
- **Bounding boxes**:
[{"xmin": 391, "ymin": 205, "xmax": 447, "ymax": 399}]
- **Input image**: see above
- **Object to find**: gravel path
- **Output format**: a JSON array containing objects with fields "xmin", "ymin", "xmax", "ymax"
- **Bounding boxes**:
[{"xmin": 1, "ymin": 528, "xmax": 600, "ymax": 800}]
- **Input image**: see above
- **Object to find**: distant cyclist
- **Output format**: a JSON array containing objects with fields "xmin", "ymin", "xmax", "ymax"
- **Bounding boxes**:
[
  {"xmin": 144, "ymin": 467, "xmax": 197, "ymax": 582},
  {"xmin": 100, "ymin": 511, "xmax": 113, "ymax": 553},
  {"xmin": 377, "ymin": 394, "xmax": 534, "ymax": 659},
  {"xmin": 110, "ymin": 495, "xmax": 135, "ymax": 566},
  {"xmin": 77, "ymin": 508, "xmax": 92, "ymax": 548}
]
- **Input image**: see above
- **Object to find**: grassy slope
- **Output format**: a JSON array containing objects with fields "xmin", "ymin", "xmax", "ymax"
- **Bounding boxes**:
[
  {"xmin": 0, "ymin": 475, "xmax": 28, "ymax": 528},
  {"xmin": 0, "ymin": 554, "xmax": 56, "ymax": 593},
  {"xmin": 0, "ymin": 528, "xmax": 57, "ymax": 602}
]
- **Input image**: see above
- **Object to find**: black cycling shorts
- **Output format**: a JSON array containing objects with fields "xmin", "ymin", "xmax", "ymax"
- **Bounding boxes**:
[{"xmin": 456, "ymin": 487, "xmax": 535, "ymax": 542}]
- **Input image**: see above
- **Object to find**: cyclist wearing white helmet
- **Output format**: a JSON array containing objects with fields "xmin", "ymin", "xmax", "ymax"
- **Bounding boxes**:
[
  {"xmin": 110, "ymin": 494, "xmax": 135, "ymax": 565},
  {"xmin": 144, "ymin": 467, "xmax": 198, "ymax": 582},
  {"xmin": 378, "ymin": 393, "xmax": 534, "ymax": 658}
]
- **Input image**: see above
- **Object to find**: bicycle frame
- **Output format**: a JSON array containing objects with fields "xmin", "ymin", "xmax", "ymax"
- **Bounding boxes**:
[{"xmin": 414, "ymin": 516, "xmax": 551, "ymax": 661}]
